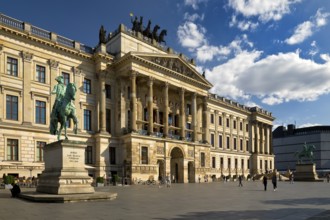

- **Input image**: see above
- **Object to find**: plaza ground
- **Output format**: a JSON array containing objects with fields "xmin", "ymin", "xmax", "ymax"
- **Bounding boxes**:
[{"xmin": 0, "ymin": 180, "xmax": 330, "ymax": 220}]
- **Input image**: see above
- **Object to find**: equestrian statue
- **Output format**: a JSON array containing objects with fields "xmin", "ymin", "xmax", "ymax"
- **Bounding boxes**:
[
  {"xmin": 50, "ymin": 76, "xmax": 78, "ymax": 140},
  {"xmin": 294, "ymin": 142, "xmax": 316, "ymax": 164}
]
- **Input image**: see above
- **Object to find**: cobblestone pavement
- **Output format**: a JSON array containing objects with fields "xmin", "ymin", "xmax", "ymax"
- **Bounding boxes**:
[{"xmin": 1, "ymin": 180, "xmax": 330, "ymax": 220}]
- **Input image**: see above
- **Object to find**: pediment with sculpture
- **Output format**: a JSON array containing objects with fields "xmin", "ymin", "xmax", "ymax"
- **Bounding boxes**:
[{"xmin": 134, "ymin": 54, "xmax": 212, "ymax": 88}]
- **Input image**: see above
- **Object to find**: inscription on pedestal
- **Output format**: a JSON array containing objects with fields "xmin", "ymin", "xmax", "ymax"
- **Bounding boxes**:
[{"xmin": 67, "ymin": 151, "xmax": 81, "ymax": 162}]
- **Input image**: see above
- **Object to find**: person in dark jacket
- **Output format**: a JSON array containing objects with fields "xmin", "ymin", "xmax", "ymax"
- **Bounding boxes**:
[
  {"xmin": 272, "ymin": 173, "xmax": 277, "ymax": 191},
  {"xmin": 10, "ymin": 183, "xmax": 21, "ymax": 198},
  {"xmin": 263, "ymin": 175, "xmax": 268, "ymax": 191}
]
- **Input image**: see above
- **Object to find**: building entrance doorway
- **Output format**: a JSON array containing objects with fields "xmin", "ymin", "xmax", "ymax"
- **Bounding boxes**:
[
  {"xmin": 170, "ymin": 147, "xmax": 184, "ymax": 183},
  {"xmin": 157, "ymin": 159, "xmax": 165, "ymax": 182},
  {"xmin": 188, "ymin": 161, "xmax": 195, "ymax": 183}
]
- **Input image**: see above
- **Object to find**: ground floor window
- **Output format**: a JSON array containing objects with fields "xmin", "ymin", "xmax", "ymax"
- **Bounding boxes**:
[
  {"xmin": 141, "ymin": 146, "xmax": 148, "ymax": 164},
  {"xmin": 36, "ymin": 141, "xmax": 45, "ymax": 162},
  {"xmin": 7, "ymin": 139, "xmax": 18, "ymax": 161}
]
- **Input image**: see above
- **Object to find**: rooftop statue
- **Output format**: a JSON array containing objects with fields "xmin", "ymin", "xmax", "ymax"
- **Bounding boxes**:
[
  {"xmin": 50, "ymin": 76, "xmax": 78, "ymax": 140},
  {"xmin": 158, "ymin": 29, "xmax": 167, "ymax": 45},
  {"xmin": 143, "ymin": 20, "xmax": 152, "ymax": 38},
  {"xmin": 99, "ymin": 25, "xmax": 107, "ymax": 44},
  {"xmin": 294, "ymin": 142, "xmax": 316, "ymax": 164},
  {"xmin": 131, "ymin": 16, "xmax": 138, "ymax": 32},
  {"xmin": 151, "ymin": 25, "xmax": 160, "ymax": 41}
]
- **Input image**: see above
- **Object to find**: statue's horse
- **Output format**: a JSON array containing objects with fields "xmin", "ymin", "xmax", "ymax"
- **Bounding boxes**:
[
  {"xmin": 294, "ymin": 143, "xmax": 316, "ymax": 163},
  {"xmin": 143, "ymin": 20, "xmax": 151, "ymax": 38},
  {"xmin": 50, "ymin": 83, "xmax": 78, "ymax": 140},
  {"xmin": 151, "ymin": 25, "xmax": 160, "ymax": 41},
  {"xmin": 158, "ymin": 29, "xmax": 167, "ymax": 44}
]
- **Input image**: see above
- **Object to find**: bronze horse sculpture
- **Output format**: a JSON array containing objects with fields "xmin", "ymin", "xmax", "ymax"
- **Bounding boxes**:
[
  {"xmin": 50, "ymin": 82, "xmax": 78, "ymax": 140},
  {"xmin": 158, "ymin": 29, "xmax": 167, "ymax": 44},
  {"xmin": 294, "ymin": 142, "xmax": 316, "ymax": 164}
]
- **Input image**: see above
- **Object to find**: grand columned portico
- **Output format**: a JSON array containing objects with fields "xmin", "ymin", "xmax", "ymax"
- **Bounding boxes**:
[{"xmin": 0, "ymin": 14, "xmax": 274, "ymax": 183}]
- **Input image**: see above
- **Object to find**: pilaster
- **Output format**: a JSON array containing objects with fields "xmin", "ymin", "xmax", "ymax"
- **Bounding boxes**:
[
  {"xmin": 192, "ymin": 93, "xmax": 197, "ymax": 142},
  {"xmin": 163, "ymin": 82, "xmax": 169, "ymax": 137},
  {"xmin": 180, "ymin": 88, "xmax": 185, "ymax": 139},
  {"xmin": 147, "ymin": 77, "xmax": 153, "ymax": 135},
  {"xmin": 130, "ymin": 72, "xmax": 137, "ymax": 132},
  {"xmin": 21, "ymin": 51, "xmax": 33, "ymax": 125}
]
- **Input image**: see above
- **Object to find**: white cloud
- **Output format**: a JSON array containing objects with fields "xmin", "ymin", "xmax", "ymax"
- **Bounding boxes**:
[
  {"xmin": 320, "ymin": 53, "xmax": 330, "ymax": 62},
  {"xmin": 177, "ymin": 21, "xmax": 206, "ymax": 49},
  {"xmin": 227, "ymin": 0, "xmax": 301, "ymax": 30},
  {"xmin": 184, "ymin": 13, "xmax": 205, "ymax": 22},
  {"xmin": 309, "ymin": 41, "xmax": 319, "ymax": 57},
  {"xmin": 297, "ymin": 123, "xmax": 321, "ymax": 128},
  {"xmin": 285, "ymin": 9, "xmax": 330, "ymax": 45},
  {"xmin": 184, "ymin": 0, "xmax": 208, "ymax": 10},
  {"xmin": 206, "ymin": 50, "xmax": 330, "ymax": 105}
]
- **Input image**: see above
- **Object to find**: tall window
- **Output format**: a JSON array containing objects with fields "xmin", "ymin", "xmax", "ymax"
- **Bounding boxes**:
[
  {"xmin": 233, "ymin": 120, "xmax": 236, "ymax": 129},
  {"xmin": 36, "ymin": 65, "xmax": 45, "ymax": 83},
  {"xmin": 240, "ymin": 139, "xmax": 243, "ymax": 151},
  {"xmin": 127, "ymin": 86, "xmax": 131, "ymax": 99},
  {"xmin": 7, "ymin": 57, "xmax": 18, "ymax": 76},
  {"xmin": 246, "ymin": 140, "xmax": 249, "ymax": 151},
  {"xmin": 186, "ymin": 104, "xmax": 191, "ymax": 115},
  {"xmin": 228, "ymin": 158, "xmax": 231, "ymax": 170},
  {"xmin": 247, "ymin": 159, "xmax": 250, "ymax": 169},
  {"xmin": 6, "ymin": 95, "xmax": 18, "ymax": 120},
  {"xmin": 260, "ymin": 160, "xmax": 263, "ymax": 169},
  {"xmin": 105, "ymin": 84, "xmax": 111, "ymax": 99},
  {"xmin": 7, "ymin": 139, "xmax": 18, "ymax": 161},
  {"xmin": 210, "ymin": 133, "xmax": 214, "ymax": 147},
  {"xmin": 84, "ymin": 109, "xmax": 92, "ymax": 131},
  {"xmin": 219, "ymin": 135, "xmax": 222, "ymax": 148},
  {"xmin": 220, "ymin": 157, "xmax": 223, "ymax": 169},
  {"xmin": 141, "ymin": 147, "xmax": 148, "ymax": 164},
  {"xmin": 235, "ymin": 158, "xmax": 238, "ymax": 169},
  {"xmin": 226, "ymin": 136, "xmax": 230, "ymax": 149},
  {"xmin": 212, "ymin": 157, "xmax": 216, "ymax": 168},
  {"xmin": 246, "ymin": 124, "xmax": 249, "ymax": 132},
  {"xmin": 219, "ymin": 116, "xmax": 222, "ymax": 126},
  {"xmin": 241, "ymin": 159, "xmax": 244, "ymax": 170},
  {"xmin": 106, "ymin": 109, "xmax": 111, "ymax": 133},
  {"xmin": 201, "ymin": 152, "xmax": 205, "ymax": 167},
  {"xmin": 35, "ymin": 101, "xmax": 46, "ymax": 124},
  {"xmin": 127, "ymin": 110, "xmax": 131, "ymax": 131},
  {"xmin": 85, "ymin": 146, "xmax": 93, "ymax": 164},
  {"xmin": 240, "ymin": 122, "xmax": 243, "ymax": 131},
  {"xmin": 83, "ymin": 78, "xmax": 91, "ymax": 94},
  {"xmin": 62, "ymin": 72, "xmax": 70, "ymax": 85},
  {"xmin": 110, "ymin": 147, "xmax": 116, "ymax": 165},
  {"xmin": 226, "ymin": 118, "xmax": 230, "ymax": 128},
  {"xmin": 210, "ymin": 114, "xmax": 214, "ymax": 124},
  {"xmin": 36, "ymin": 141, "xmax": 45, "ymax": 162},
  {"xmin": 233, "ymin": 138, "xmax": 237, "ymax": 150}
]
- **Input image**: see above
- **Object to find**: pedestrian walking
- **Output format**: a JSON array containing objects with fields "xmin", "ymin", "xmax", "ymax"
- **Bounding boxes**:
[
  {"xmin": 272, "ymin": 173, "xmax": 277, "ymax": 191},
  {"xmin": 166, "ymin": 174, "xmax": 171, "ymax": 188},
  {"xmin": 263, "ymin": 175, "xmax": 268, "ymax": 191},
  {"xmin": 198, "ymin": 175, "xmax": 201, "ymax": 183},
  {"xmin": 327, "ymin": 173, "xmax": 330, "ymax": 183},
  {"xmin": 290, "ymin": 173, "xmax": 294, "ymax": 184},
  {"xmin": 238, "ymin": 175, "xmax": 243, "ymax": 187}
]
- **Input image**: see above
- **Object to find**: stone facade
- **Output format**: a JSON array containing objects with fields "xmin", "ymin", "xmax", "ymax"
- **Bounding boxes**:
[{"xmin": 0, "ymin": 14, "xmax": 274, "ymax": 183}]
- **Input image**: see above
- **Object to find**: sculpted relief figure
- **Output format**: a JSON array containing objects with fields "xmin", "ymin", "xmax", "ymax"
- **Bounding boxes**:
[{"xmin": 50, "ymin": 76, "xmax": 78, "ymax": 140}]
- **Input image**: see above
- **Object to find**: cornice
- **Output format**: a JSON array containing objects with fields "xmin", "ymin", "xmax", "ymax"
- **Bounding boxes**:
[{"xmin": 0, "ymin": 25, "xmax": 93, "ymax": 60}]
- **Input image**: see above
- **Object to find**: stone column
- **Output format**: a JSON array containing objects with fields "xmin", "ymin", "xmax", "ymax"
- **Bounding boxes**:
[
  {"xmin": 130, "ymin": 72, "xmax": 137, "ymax": 132},
  {"xmin": 99, "ymin": 71, "xmax": 107, "ymax": 133},
  {"xmin": 163, "ymin": 82, "xmax": 169, "ymax": 137},
  {"xmin": 202, "ymin": 97, "xmax": 209, "ymax": 143},
  {"xmin": 73, "ymin": 67, "xmax": 82, "ymax": 132},
  {"xmin": 215, "ymin": 111, "xmax": 218, "ymax": 148},
  {"xmin": 265, "ymin": 125, "xmax": 269, "ymax": 154},
  {"xmin": 192, "ymin": 93, "xmax": 197, "ymax": 142},
  {"xmin": 260, "ymin": 123, "xmax": 264, "ymax": 154},
  {"xmin": 251, "ymin": 123, "xmax": 255, "ymax": 153},
  {"xmin": 148, "ymin": 77, "xmax": 154, "ymax": 135},
  {"xmin": 255, "ymin": 122, "xmax": 259, "ymax": 153},
  {"xmin": 180, "ymin": 88, "xmax": 185, "ymax": 139},
  {"xmin": 22, "ymin": 51, "xmax": 33, "ymax": 125},
  {"xmin": 229, "ymin": 115, "xmax": 233, "ymax": 150}
]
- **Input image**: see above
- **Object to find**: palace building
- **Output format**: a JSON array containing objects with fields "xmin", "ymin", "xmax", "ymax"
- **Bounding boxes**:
[{"xmin": 0, "ymin": 13, "xmax": 274, "ymax": 183}]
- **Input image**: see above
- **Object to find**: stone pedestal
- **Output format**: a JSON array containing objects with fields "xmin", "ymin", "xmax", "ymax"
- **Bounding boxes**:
[
  {"xmin": 36, "ymin": 140, "xmax": 95, "ymax": 194},
  {"xmin": 294, "ymin": 163, "xmax": 320, "ymax": 181}
]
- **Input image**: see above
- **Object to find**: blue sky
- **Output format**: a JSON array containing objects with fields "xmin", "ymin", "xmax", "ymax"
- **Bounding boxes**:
[{"xmin": 2, "ymin": 0, "xmax": 330, "ymax": 129}]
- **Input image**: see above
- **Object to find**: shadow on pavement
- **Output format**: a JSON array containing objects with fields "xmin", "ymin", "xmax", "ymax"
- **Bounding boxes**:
[{"xmin": 264, "ymin": 198, "xmax": 330, "ymax": 206}]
